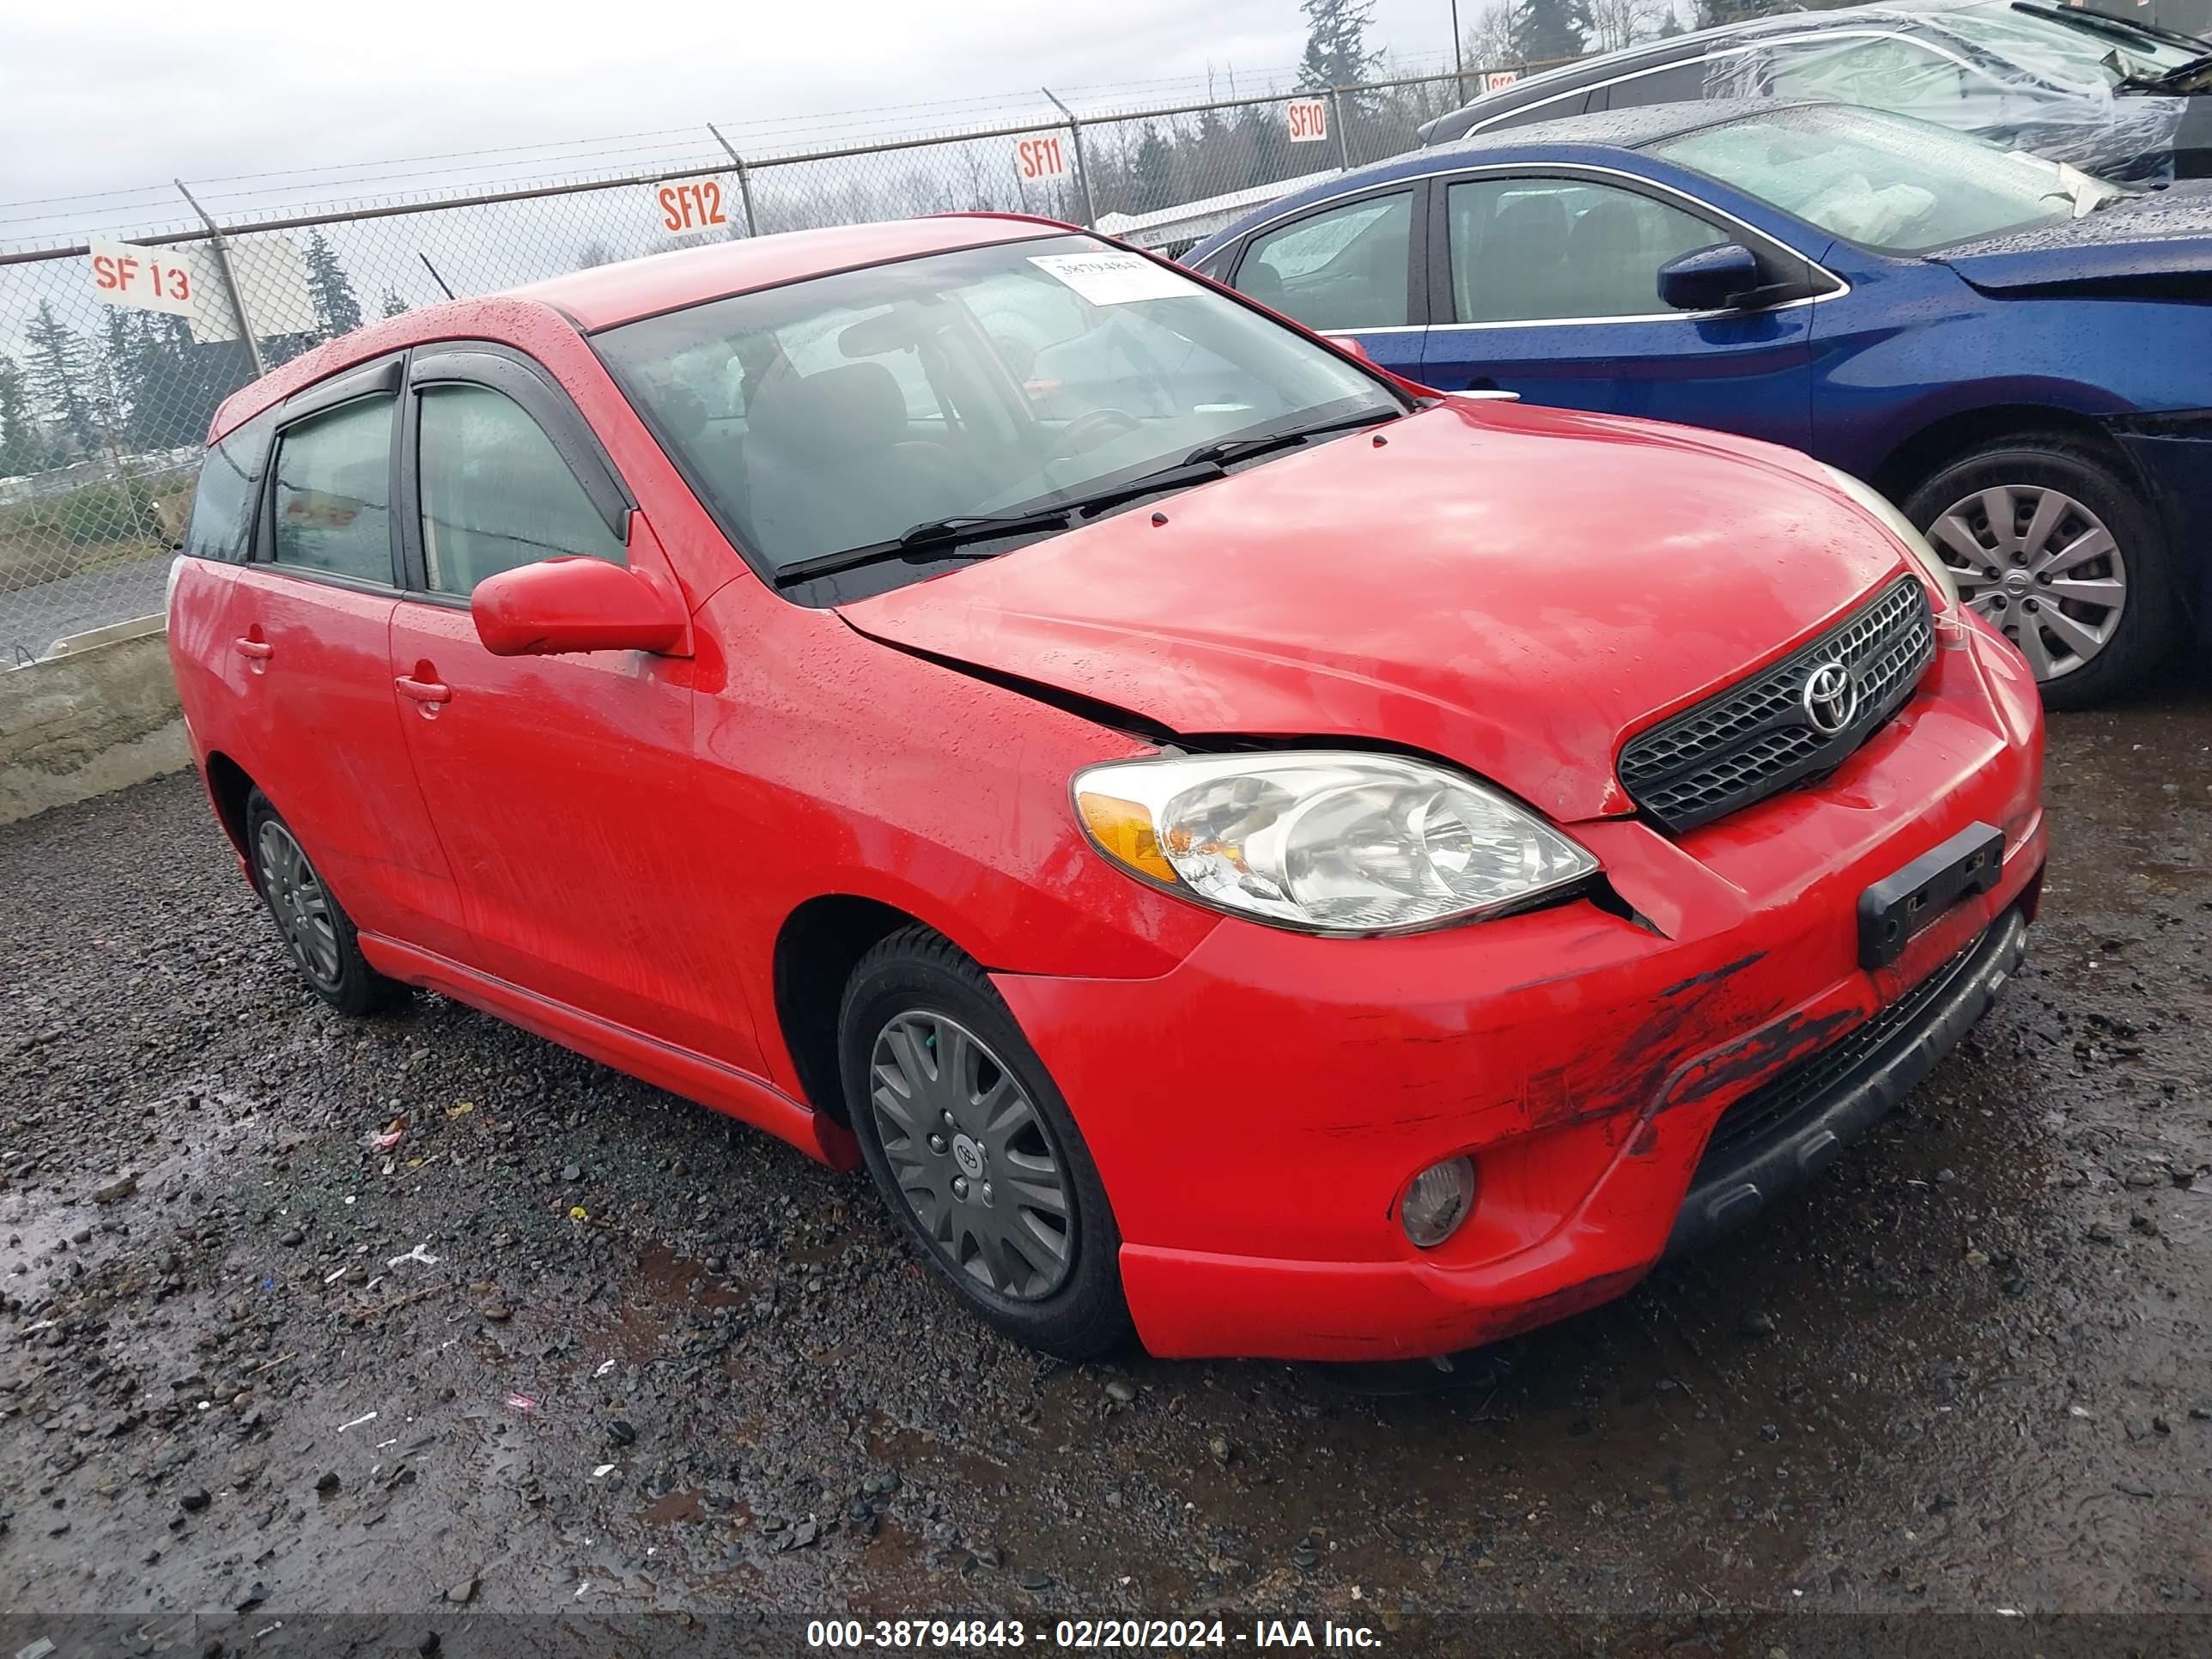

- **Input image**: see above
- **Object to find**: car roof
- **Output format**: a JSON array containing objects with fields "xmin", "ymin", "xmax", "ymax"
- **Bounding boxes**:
[
  {"xmin": 1419, "ymin": 0, "xmax": 1995, "ymax": 142},
  {"xmin": 204, "ymin": 212, "xmax": 1090, "ymax": 440},
  {"xmin": 507, "ymin": 213, "xmax": 1079, "ymax": 331}
]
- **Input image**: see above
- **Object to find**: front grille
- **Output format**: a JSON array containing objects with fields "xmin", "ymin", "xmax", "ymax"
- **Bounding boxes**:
[
  {"xmin": 1700, "ymin": 927, "xmax": 1982, "ymax": 1166},
  {"xmin": 1619, "ymin": 578, "xmax": 1936, "ymax": 833}
]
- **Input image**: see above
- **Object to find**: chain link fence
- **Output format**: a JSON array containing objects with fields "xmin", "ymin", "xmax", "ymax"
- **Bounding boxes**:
[{"xmin": 0, "ymin": 64, "xmax": 1513, "ymax": 661}]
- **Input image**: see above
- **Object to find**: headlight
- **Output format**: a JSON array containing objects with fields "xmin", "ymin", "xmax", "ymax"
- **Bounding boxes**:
[
  {"xmin": 1817, "ymin": 463, "xmax": 1958, "ymax": 611},
  {"xmin": 1073, "ymin": 750, "xmax": 1598, "ymax": 935}
]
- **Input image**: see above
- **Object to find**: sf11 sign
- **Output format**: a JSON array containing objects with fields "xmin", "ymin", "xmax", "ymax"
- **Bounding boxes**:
[
  {"xmin": 1286, "ymin": 98, "xmax": 1329, "ymax": 143},
  {"xmin": 88, "ymin": 238, "xmax": 197, "ymax": 319},
  {"xmin": 649, "ymin": 179, "xmax": 732, "ymax": 235},
  {"xmin": 1015, "ymin": 134, "xmax": 1068, "ymax": 182}
]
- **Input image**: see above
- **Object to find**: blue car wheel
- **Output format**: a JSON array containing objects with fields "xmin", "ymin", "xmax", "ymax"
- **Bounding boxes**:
[{"xmin": 1905, "ymin": 435, "xmax": 2179, "ymax": 709}]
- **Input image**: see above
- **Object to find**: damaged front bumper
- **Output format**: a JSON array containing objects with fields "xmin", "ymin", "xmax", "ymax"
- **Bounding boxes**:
[{"xmin": 994, "ymin": 618, "xmax": 2046, "ymax": 1362}]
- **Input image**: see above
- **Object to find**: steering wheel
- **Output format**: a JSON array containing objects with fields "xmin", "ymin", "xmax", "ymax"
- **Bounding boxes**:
[{"xmin": 1047, "ymin": 408, "xmax": 1144, "ymax": 462}]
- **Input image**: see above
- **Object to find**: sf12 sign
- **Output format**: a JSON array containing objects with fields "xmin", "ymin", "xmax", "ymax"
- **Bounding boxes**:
[
  {"xmin": 1285, "ymin": 98, "xmax": 1329, "ymax": 143},
  {"xmin": 649, "ymin": 179, "xmax": 732, "ymax": 235},
  {"xmin": 1015, "ymin": 134, "xmax": 1068, "ymax": 182},
  {"xmin": 88, "ymin": 238, "xmax": 197, "ymax": 319}
]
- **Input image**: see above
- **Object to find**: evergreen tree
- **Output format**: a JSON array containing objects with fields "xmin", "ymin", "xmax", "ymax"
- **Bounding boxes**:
[
  {"xmin": 1132, "ymin": 125, "xmax": 1179, "ymax": 214},
  {"xmin": 23, "ymin": 302, "xmax": 98, "ymax": 464},
  {"xmin": 1510, "ymin": 0, "xmax": 1593, "ymax": 64},
  {"xmin": 380, "ymin": 289, "xmax": 410, "ymax": 319},
  {"xmin": 100, "ymin": 308, "xmax": 139, "ymax": 445},
  {"xmin": 302, "ymin": 230, "xmax": 364, "ymax": 338},
  {"xmin": 1298, "ymin": 0, "xmax": 1380, "ymax": 90},
  {"xmin": 0, "ymin": 356, "xmax": 40, "ymax": 477}
]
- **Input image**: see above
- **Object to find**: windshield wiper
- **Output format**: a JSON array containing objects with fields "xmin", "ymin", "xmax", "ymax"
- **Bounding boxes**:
[
  {"xmin": 1181, "ymin": 405, "xmax": 1401, "ymax": 470},
  {"xmin": 2120, "ymin": 47, "xmax": 2212, "ymax": 91},
  {"xmin": 774, "ymin": 410, "xmax": 1406, "ymax": 587},
  {"xmin": 771, "ymin": 463, "xmax": 1237, "ymax": 587},
  {"xmin": 773, "ymin": 507, "xmax": 1079, "ymax": 586}
]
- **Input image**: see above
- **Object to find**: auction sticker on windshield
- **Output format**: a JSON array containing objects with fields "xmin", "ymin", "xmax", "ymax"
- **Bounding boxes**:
[{"xmin": 1029, "ymin": 251, "xmax": 1191, "ymax": 305}]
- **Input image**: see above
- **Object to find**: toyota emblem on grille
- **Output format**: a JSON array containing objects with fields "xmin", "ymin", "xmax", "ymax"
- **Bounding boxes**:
[{"xmin": 1802, "ymin": 660, "xmax": 1860, "ymax": 735}]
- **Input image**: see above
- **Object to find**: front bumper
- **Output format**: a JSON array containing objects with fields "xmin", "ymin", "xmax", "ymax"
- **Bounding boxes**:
[{"xmin": 994, "ymin": 618, "xmax": 2046, "ymax": 1362}]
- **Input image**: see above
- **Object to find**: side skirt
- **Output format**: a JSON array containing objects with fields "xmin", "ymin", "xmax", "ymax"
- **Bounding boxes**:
[{"xmin": 357, "ymin": 933, "xmax": 860, "ymax": 1170}]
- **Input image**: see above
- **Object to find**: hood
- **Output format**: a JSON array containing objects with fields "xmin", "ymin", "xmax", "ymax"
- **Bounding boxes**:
[
  {"xmin": 1930, "ymin": 182, "xmax": 2212, "ymax": 294},
  {"xmin": 837, "ymin": 401, "xmax": 1917, "ymax": 823}
]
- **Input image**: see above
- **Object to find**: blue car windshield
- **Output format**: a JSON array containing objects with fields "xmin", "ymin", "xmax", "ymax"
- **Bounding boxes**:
[{"xmin": 1648, "ymin": 104, "xmax": 2126, "ymax": 253}]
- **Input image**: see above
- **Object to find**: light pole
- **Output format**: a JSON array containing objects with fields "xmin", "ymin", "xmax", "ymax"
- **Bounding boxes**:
[{"xmin": 1450, "ymin": 0, "xmax": 1466, "ymax": 100}]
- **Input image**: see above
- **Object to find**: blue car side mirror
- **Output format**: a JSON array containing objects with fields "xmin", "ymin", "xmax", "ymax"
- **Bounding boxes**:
[{"xmin": 1657, "ymin": 242, "xmax": 1765, "ymax": 312}]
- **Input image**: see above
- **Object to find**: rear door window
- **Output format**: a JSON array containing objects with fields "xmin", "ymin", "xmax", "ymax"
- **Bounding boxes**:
[
  {"xmin": 1595, "ymin": 61, "xmax": 1714, "ymax": 111},
  {"xmin": 269, "ymin": 397, "xmax": 398, "ymax": 584}
]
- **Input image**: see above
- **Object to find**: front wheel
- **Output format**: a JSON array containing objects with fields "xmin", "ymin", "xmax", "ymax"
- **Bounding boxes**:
[
  {"xmin": 1903, "ymin": 437, "xmax": 2178, "ymax": 708},
  {"xmin": 839, "ymin": 926, "xmax": 1132, "ymax": 1359}
]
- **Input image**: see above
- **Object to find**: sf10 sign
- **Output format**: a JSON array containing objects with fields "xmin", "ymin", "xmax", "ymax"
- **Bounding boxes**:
[
  {"xmin": 1285, "ymin": 98, "xmax": 1330, "ymax": 143},
  {"xmin": 649, "ymin": 179, "xmax": 732, "ymax": 235},
  {"xmin": 88, "ymin": 238, "xmax": 198, "ymax": 318},
  {"xmin": 1015, "ymin": 133, "xmax": 1069, "ymax": 182}
]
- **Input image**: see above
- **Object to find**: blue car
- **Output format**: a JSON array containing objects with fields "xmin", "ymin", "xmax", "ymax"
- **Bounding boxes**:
[{"xmin": 1186, "ymin": 99, "xmax": 2212, "ymax": 705}]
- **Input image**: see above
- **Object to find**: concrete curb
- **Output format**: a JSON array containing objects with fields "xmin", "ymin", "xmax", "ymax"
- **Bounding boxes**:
[{"xmin": 1, "ymin": 613, "xmax": 187, "ymax": 826}]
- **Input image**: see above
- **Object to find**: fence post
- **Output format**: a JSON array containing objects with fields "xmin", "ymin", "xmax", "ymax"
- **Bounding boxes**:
[
  {"xmin": 1329, "ymin": 87, "xmax": 1353, "ymax": 173},
  {"xmin": 706, "ymin": 125, "xmax": 760, "ymax": 238},
  {"xmin": 173, "ymin": 179, "xmax": 265, "ymax": 380},
  {"xmin": 1040, "ymin": 88, "xmax": 1097, "ymax": 228}
]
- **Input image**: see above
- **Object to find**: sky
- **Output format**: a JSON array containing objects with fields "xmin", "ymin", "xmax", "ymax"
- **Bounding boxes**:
[{"xmin": 1, "ymin": 0, "xmax": 1469, "ymax": 231}]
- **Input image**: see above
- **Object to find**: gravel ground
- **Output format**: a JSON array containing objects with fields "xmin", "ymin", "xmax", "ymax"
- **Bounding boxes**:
[{"xmin": 2, "ymin": 678, "xmax": 2208, "ymax": 1648}]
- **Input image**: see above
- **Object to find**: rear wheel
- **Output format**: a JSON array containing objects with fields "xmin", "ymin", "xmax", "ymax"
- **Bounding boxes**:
[
  {"xmin": 1903, "ymin": 437, "xmax": 2177, "ymax": 708},
  {"xmin": 839, "ymin": 925, "xmax": 1132, "ymax": 1358},
  {"xmin": 244, "ymin": 789, "xmax": 399, "ymax": 1016}
]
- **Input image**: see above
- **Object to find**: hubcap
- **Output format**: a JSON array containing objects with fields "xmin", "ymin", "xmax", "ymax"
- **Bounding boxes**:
[
  {"xmin": 255, "ymin": 820, "xmax": 342, "ymax": 989},
  {"xmin": 866, "ymin": 1011, "xmax": 1073, "ymax": 1301},
  {"xmin": 1927, "ymin": 484, "xmax": 2125, "ymax": 682}
]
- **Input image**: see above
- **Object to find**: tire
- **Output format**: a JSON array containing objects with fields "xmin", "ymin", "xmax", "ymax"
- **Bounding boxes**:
[
  {"xmin": 243, "ymin": 788, "xmax": 401, "ymax": 1017},
  {"xmin": 1902, "ymin": 435, "xmax": 2179, "ymax": 709},
  {"xmin": 839, "ymin": 925, "xmax": 1133, "ymax": 1359}
]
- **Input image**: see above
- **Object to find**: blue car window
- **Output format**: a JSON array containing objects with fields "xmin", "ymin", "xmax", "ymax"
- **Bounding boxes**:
[
  {"xmin": 1236, "ymin": 192, "xmax": 1413, "ymax": 332},
  {"xmin": 1446, "ymin": 178, "xmax": 1723, "ymax": 323}
]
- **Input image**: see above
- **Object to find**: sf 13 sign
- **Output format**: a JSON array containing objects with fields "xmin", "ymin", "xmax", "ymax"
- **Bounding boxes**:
[
  {"xmin": 1485, "ymin": 70, "xmax": 1522, "ymax": 92},
  {"xmin": 1285, "ymin": 98, "xmax": 1329, "ymax": 142},
  {"xmin": 88, "ymin": 238, "xmax": 197, "ymax": 318},
  {"xmin": 1016, "ymin": 134, "xmax": 1068, "ymax": 182},
  {"xmin": 650, "ymin": 179, "xmax": 731, "ymax": 235}
]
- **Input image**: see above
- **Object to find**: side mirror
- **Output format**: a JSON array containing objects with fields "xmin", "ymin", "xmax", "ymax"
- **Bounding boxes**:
[
  {"xmin": 471, "ymin": 557, "xmax": 688, "ymax": 658},
  {"xmin": 1323, "ymin": 333, "xmax": 1374, "ymax": 363},
  {"xmin": 1656, "ymin": 242, "xmax": 1765, "ymax": 312}
]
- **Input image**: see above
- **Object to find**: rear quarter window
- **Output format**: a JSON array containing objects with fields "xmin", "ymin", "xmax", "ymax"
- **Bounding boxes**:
[{"xmin": 181, "ymin": 410, "xmax": 276, "ymax": 562}]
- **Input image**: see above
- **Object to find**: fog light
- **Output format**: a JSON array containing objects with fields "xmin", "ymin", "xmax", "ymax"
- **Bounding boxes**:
[{"xmin": 1401, "ymin": 1157, "xmax": 1476, "ymax": 1249}]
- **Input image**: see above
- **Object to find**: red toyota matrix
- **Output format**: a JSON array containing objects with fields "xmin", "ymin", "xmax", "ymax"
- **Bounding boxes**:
[{"xmin": 167, "ymin": 216, "xmax": 2045, "ymax": 1362}]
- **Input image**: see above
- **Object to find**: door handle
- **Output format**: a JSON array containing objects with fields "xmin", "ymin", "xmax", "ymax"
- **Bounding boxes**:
[
  {"xmin": 234, "ymin": 637, "xmax": 273, "ymax": 659},
  {"xmin": 394, "ymin": 675, "xmax": 452, "ymax": 705}
]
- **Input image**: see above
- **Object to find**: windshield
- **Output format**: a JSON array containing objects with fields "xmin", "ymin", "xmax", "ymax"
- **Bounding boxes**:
[
  {"xmin": 1945, "ymin": 3, "xmax": 2202, "ymax": 88},
  {"xmin": 1647, "ymin": 104, "xmax": 2126, "ymax": 252},
  {"xmin": 595, "ymin": 234, "xmax": 1401, "ymax": 580}
]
